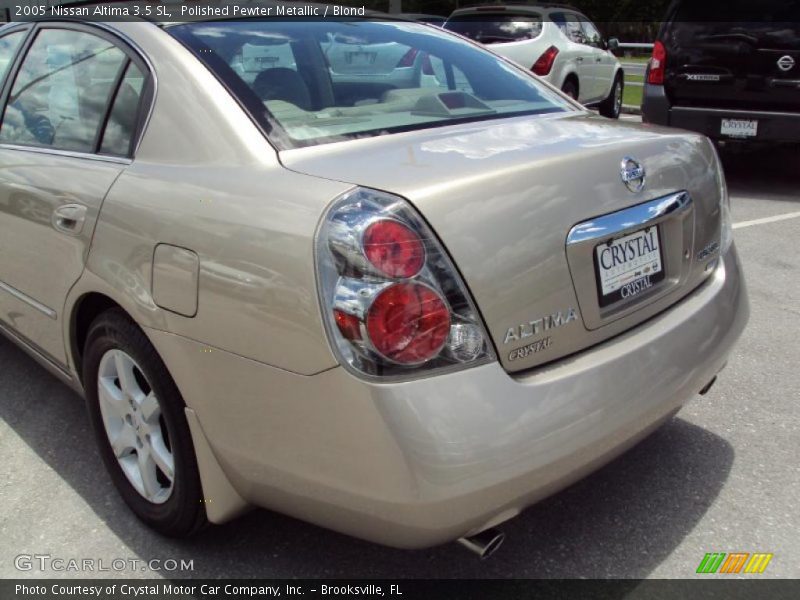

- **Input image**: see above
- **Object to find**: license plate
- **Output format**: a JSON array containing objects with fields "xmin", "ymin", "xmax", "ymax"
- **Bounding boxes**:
[
  {"xmin": 595, "ymin": 227, "xmax": 664, "ymax": 307},
  {"xmin": 721, "ymin": 118, "xmax": 758, "ymax": 138},
  {"xmin": 345, "ymin": 51, "xmax": 377, "ymax": 65}
]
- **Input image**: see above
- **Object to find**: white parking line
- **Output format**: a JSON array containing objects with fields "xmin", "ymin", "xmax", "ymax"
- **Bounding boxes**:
[{"xmin": 733, "ymin": 211, "xmax": 800, "ymax": 230}]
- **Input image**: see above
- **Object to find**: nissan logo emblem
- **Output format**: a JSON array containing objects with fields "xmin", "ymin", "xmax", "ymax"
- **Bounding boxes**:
[{"xmin": 777, "ymin": 55, "xmax": 795, "ymax": 72}]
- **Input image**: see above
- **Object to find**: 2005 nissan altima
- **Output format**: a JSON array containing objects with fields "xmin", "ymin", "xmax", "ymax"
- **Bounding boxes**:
[{"xmin": 0, "ymin": 5, "xmax": 747, "ymax": 556}]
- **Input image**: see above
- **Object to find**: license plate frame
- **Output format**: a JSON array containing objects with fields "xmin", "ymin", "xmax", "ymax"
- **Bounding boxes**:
[
  {"xmin": 594, "ymin": 226, "xmax": 666, "ymax": 308},
  {"xmin": 721, "ymin": 118, "xmax": 758, "ymax": 138}
]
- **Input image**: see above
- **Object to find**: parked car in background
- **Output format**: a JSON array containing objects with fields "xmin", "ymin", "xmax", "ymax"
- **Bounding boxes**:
[
  {"xmin": 398, "ymin": 13, "xmax": 447, "ymax": 26},
  {"xmin": 444, "ymin": 3, "xmax": 624, "ymax": 118},
  {"xmin": 642, "ymin": 0, "xmax": 800, "ymax": 144},
  {"xmin": 0, "ymin": 8, "xmax": 747, "ymax": 557}
]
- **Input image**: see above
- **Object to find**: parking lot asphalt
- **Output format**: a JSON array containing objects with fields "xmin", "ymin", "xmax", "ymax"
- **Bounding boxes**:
[{"xmin": 1, "ymin": 139, "xmax": 798, "ymax": 580}]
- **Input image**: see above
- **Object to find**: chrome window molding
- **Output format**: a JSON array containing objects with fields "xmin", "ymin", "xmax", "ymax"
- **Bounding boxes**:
[{"xmin": 0, "ymin": 143, "xmax": 132, "ymax": 164}]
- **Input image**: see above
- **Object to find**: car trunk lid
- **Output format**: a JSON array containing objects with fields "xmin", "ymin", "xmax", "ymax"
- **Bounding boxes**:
[{"xmin": 283, "ymin": 113, "xmax": 723, "ymax": 373}]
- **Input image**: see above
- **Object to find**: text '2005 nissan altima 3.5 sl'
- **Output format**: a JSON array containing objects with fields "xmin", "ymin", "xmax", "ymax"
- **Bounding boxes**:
[{"xmin": 0, "ymin": 4, "xmax": 748, "ymax": 557}]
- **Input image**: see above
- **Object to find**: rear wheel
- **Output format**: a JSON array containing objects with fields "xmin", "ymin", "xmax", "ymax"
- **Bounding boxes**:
[
  {"xmin": 561, "ymin": 78, "xmax": 579, "ymax": 101},
  {"xmin": 83, "ymin": 309, "xmax": 207, "ymax": 537},
  {"xmin": 599, "ymin": 74, "xmax": 624, "ymax": 119}
]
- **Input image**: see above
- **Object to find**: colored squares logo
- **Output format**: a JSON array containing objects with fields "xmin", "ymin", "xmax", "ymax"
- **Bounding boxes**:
[{"xmin": 697, "ymin": 552, "xmax": 773, "ymax": 574}]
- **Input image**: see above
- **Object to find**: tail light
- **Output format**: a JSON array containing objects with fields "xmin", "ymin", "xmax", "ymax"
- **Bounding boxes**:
[
  {"xmin": 648, "ymin": 40, "xmax": 667, "ymax": 85},
  {"xmin": 396, "ymin": 48, "xmax": 419, "ymax": 68},
  {"xmin": 532, "ymin": 45, "xmax": 559, "ymax": 76},
  {"xmin": 316, "ymin": 188, "xmax": 494, "ymax": 378}
]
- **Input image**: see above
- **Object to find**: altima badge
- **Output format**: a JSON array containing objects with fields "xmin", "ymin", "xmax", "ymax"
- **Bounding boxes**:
[{"xmin": 620, "ymin": 157, "xmax": 646, "ymax": 193}]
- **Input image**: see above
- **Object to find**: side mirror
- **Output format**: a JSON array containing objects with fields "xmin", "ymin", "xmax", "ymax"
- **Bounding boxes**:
[{"xmin": 607, "ymin": 37, "xmax": 620, "ymax": 52}]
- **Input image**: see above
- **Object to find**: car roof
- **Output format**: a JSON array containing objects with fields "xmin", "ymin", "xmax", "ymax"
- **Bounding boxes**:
[{"xmin": 449, "ymin": 3, "xmax": 582, "ymax": 17}]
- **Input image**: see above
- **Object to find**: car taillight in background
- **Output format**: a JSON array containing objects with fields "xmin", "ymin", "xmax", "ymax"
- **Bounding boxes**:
[
  {"xmin": 648, "ymin": 40, "xmax": 666, "ymax": 85},
  {"xmin": 532, "ymin": 45, "xmax": 559, "ymax": 76},
  {"xmin": 316, "ymin": 188, "xmax": 494, "ymax": 378},
  {"xmin": 396, "ymin": 48, "xmax": 419, "ymax": 68}
]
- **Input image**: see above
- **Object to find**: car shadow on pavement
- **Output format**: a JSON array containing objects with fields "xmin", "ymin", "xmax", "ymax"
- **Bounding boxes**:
[
  {"xmin": 0, "ymin": 335, "xmax": 733, "ymax": 578},
  {"xmin": 721, "ymin": 144, "xmax": 800, "ymax": 203}
]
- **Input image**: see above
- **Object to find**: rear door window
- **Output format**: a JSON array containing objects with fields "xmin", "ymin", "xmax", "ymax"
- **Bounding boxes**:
[
  {"xmin": 444, "ymin": 13, "xmax": 544, "ymax": 44},
  {"xmin": 99, "ymin": 61, "xmax": 146, "ymax": 156},
  {"xmin": 0, "ymin": 28, "xmax": 127, "ymax": 152},
  {"xmin": 551, "ymin": 12, "xmax": 584, "ymax": 44}
]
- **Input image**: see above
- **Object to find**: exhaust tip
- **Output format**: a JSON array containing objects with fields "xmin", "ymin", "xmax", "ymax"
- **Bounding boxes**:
[
  {"xmin": 457, "ymin": 528, "xmax": 505, "ymax": 560},
  {"xmin": 699, "ymin": 376, "xmax": 717, "ymax": 395}
]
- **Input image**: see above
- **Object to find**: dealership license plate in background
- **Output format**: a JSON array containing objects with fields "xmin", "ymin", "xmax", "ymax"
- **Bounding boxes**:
[
  {"xmin": 721, "ymin": 119, "xmax": 758, "ymax": 138},
  {"xmin": 595, "ymin": 227, "xmax": 664, "ymax": 307}
]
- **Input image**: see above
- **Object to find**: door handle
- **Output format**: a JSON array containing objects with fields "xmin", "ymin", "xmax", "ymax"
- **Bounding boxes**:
[
  {"xmin": 576, "ymin": 56, "xmax": 584, "ymax": 62},
  {"xmin": 52, "ymin": 203, "xmax": 87, "ymax": 235},
  {"xmin": 596, "ymin": 57, "xmax": 603, "ymax": 62}
]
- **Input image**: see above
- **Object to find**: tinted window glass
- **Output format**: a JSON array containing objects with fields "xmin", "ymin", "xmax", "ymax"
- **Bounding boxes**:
[
  {"xmin": 0, "ymin": 31, "xmax": 25, "ymax": 84},
  {"xmin": 100, "ymin": 61, "xmax": 144, "ymax": 156},
  {"xmin": 0, "ymin": 29, "xmax": 126, "ymax": 152},
  {"xmin": 671, "ymin": 0, "xmax": 800, "ymax": 49},
  {"xmin": 551, "ymin": 12, "xmax": 584, "ymax": 44},
  {"xmin": 170, "ymin": 20, "xmax": 570, "ymax": 148},
  {"xmin": 444, "ymin": 13, "xmax": 543, "ymax": 43},
  {"xmin": 579, "ymin": 19, "xmax": 603, "ymax": 48}
]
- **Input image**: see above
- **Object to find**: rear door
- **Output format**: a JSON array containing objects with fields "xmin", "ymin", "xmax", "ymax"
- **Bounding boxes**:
[
  {"xmin": 550, "ymin": 11, "xmax": 595, "ymax": 101},
  {"xmin": 664, "ymin": 1, "xmax": 800, "ymax": 112},
  {"xmin": 579, "ymin": 16, "xmax": 615, "ymax": 101},
  {"xmin": 0, "ymin": 23, "xmax": 150, "ymax": 367}
]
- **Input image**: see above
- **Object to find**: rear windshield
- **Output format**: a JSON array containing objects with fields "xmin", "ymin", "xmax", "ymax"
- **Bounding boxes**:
[
  {"xmin": 169, "ymin": 20, "xmax": 569, "ymax": 148},
  {"xmin": 671, "ymin": 0, "xmax": 800, "ymax": 48},
  {"xmin": 444, "ymin": 13, "xmax": 544, "ymax": 43}
]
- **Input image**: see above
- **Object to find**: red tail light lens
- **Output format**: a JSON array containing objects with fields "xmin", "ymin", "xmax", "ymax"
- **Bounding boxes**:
[
  {"xmin": 366, "ymin": 283, "xmax": 450, "ymax": 364},
  {"xmin": 532, "ymin": 46, "xmax": 559, "ymax": 76},
  {"xmin": 363, "ymin": 219, "xmax": 425, "ymax": 279},
  {"xmin": 317, "ymin": 187, "xmax": 494, "ymax": 378},
  {"xmin": 396, "ymin": 48, "xmax": 419, "ymax": 68},
  {"xmin": 648, "ymin": 40, "xmax": 666, "ymax": 85}
]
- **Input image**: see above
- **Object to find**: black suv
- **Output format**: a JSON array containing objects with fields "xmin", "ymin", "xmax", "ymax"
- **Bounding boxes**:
[{"xmin": 642, "ymin": 0, "xmax": 800, "ymax": 144}]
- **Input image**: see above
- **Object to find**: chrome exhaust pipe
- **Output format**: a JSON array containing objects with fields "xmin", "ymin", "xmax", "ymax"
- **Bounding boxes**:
[{"xmin": 457, "ymin": 528, "xmax": 505, "ymax": 559}]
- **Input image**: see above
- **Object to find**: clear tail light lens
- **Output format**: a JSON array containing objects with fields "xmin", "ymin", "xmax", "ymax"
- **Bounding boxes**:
[
  {"xmin": 316, "ymin": 187, "xmax": 495, "ymax": 379},
  {"xmin": 532, "ymin": 46, "xmax": 559, "ymax": 76},
  {"xmin": 648, "ymin": 40, "xmax": 666, "ymax": 85}
]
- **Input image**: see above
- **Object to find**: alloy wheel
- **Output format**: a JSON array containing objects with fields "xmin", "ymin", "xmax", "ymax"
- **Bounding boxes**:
[{"xmin": 97, "ymin": 349, "xmax": 174, "ymax": 504}]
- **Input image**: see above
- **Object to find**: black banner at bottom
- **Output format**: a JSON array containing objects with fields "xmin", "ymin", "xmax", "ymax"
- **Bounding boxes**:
[{"xmin": 3, "ymin": 579, "xmax": 800, "ymax": 600}]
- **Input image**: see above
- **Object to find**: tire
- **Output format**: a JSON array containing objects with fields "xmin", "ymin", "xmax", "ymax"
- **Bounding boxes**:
[
  {"xmin": 561, "ymin": 78, "xmax": 578, "ymax": 101},
  {"xmin": 83, "ymin": 308, "xmax": 207, "ymax": 537},
  {"xmin": 599, "ymin": 74, "xmax": 624, "ymax": 119}
]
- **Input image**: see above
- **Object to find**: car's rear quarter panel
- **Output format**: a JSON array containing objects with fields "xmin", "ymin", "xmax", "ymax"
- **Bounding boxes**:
[{"xmin": 68, "ymin": 22, "xmax": 350, "ymax": 376}]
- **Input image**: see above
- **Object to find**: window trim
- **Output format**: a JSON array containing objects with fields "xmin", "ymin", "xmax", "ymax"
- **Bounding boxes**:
[{"xmin": 0, "ymin": 21, "xmax": 155, "ymax": 161}]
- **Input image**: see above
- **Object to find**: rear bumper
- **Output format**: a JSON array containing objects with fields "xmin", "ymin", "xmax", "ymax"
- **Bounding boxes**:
[
  {"xmin": 148, "ymin": 247, "xmax": 748, "ymax": 549},
  {"xmin": 642, "ymin": 83, "xmax": 800, "ymax": 142}
]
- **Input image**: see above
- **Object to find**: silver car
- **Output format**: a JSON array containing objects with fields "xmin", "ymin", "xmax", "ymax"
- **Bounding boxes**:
[{"xmin": 0, "ymin": 9, "xmax": 747, "ymax": 557}]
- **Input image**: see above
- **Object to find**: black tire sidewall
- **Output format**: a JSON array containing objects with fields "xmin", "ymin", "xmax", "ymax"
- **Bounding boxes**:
[
  {"xmin": 83, "ymin": 310, "xmax": 205, "ymax": 536},
  {"xmin": 562, "ymin": 79, "xmax": 578, "ymax": 100},
  {"xmin": 601, "ymin": 75, "xmax": 623, "ymax": 119}
]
